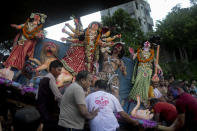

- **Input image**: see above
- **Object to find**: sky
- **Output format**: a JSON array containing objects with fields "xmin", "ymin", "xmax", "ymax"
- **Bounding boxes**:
[
  {"xmin": 45, "ymin": 11, "xmax": 101, "ymax": 42},
  {"xmin": 147, "ymin": 0, "xmax": 190, "ymax": 28},
  {"xmin": 45, "ymin": 0, "xmax": 191, "ymax": 41}
]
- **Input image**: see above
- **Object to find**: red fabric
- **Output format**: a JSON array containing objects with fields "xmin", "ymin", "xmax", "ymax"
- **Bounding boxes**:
[
  {"xmin": 175, "ymin": 93, "xmax": 197, "ymax": 125},
  {"xmin": 13, "ymin": 33, "xmax": 21, "ymax": 45},
  {"xmin": 4, "ymin": 39, "xmax": 37, "ymax": 70},
  {"xmin": 62, "ymin": 45, "xmax": 86, "ymax": 74},
  {"xmin": 154, "ymin": 102, "xmax": 177, "ymax": 123}
]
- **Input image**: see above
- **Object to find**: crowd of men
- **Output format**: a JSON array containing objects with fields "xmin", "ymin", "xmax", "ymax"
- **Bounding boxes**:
[{"xmin": 1, "ymin": 60, "xmax": 197, "ymax": 131}]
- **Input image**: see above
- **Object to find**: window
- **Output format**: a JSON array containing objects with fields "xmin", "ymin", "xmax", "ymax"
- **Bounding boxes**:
[
  {"xmin": 145, "ymin": 9, "xmax": 150, "ymax": 16},
  {"xmin": 135, "ymin": 2, "xmax": 138, "ymax": 10},
  {"xmin": 130, "ymin": 12, "xmax": 135, "ymax": 16},
  {"xmin": 138, "ymin": 18, "xmax": 141, "ymax": 25},
  {"xmin": 148, "ymin": 24, "xmax": 153, "ymax": 31}
]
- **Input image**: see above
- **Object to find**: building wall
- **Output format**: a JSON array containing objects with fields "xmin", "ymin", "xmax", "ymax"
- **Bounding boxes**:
[{"xmin": 101, "ymin": 0, "xmax": 154, "ymax": 33}]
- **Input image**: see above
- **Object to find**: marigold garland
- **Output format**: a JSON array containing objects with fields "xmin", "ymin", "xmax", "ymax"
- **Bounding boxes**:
[
  {"xmin": 86, "ymin": 28, "xmax": 101, "ymax": 53},
  {"xmin": 137, "ymin": 48, "xmax": 154, "ymax": 63},
  {"xmin": 22, "ymin": 18, "xmax": 43, "ymax": 40}
]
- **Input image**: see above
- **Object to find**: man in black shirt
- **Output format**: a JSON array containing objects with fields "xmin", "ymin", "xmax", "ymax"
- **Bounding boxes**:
[{"xmin": 37, "ymin": 60, "xmax": 63, "ymax": 131}]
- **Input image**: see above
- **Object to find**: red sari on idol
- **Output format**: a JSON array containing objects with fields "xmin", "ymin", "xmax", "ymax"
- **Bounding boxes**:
[
  {"xmin": 61, "ymin": 41, "xmax": 86, "ymax": 76},
  {"xmin": 4, "ymin": 22, "xmax": 43, "ymax": 70}
]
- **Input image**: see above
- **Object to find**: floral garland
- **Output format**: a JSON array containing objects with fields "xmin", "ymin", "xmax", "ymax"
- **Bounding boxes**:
[
  {"xmin": 22, "ymin": 18, "xmax": 43, "ymax": 40},
  {"xmin": 0, "ymin": 77, "xmax": 36, "ymax": 95},
  {"xmin": 86, "ymin": 28, "xmax": 101, "ymax": 53},
  {"xmin": 137, "ymin": 48, "xmax": 154, "ymax": 63}
]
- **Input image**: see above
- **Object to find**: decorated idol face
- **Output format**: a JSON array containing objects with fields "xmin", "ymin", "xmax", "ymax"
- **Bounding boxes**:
[
  {"xmin": 114, "ymin": 44, "xmax": 123, "ymax": 53},
  {"xmin": 91, "ymin": 23, "xmax": 99, "ymax": 31},
  {"xmin": 74, "ymin": 18, "xmax": 79, "ymax": 24},
  {"xmin": 45, "ymin": 42, "xmax": 57, "ymax": 55},
  {"xmin": 34, "ymin": 14, "xmax": 41, "ymax": 22},
  {"xmin": 144, "ymin": 41, "xmax": 151, "ymax": 48}
]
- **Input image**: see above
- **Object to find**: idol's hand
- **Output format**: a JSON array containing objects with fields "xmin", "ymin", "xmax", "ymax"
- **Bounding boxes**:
[
  {"xmin": 61, "ymin": 37, "xmax": 67, "ymax": 41},
  {"xmin": 116, "ymin": 34, "xmax": 121, "ymax": 38},
  {"xmin": 11, "ymin": 24, "xmax": 21, "ymax": 29},
  {"xmin": 62, "ymin": 28, "xmax": 66, "ymax": 33},
  {"xmin": 65, "ymin": 23, "xmax": 70, "ymax": 26},
  {"xmin": 129, "ymin": 47, "xmax": 134, "ymax": 55}
]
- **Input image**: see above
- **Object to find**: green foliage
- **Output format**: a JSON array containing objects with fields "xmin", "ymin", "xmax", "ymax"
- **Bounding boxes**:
[
  {"xmin": 155, "ymin": 4, "xmax": 197, "ymax": 60},
  {"xmin": 155, "ymin": 4, "xmax": 197, "ymax": 80},
  {"xmin": 101, "ymin": 8, "xmax": 145, "ymax": 56},
  {"xmin": 160, "ymin": 60, "xmax": 197, "ymax": 80},
  {"xmin": 190, "ymin": 0, "xmax": 197, "ymax": 5}
]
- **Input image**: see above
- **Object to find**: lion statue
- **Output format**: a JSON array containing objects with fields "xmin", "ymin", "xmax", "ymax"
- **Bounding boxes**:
[{"xmin": 36, "ymin": 41, "xmax": 73, "ymax": 87}]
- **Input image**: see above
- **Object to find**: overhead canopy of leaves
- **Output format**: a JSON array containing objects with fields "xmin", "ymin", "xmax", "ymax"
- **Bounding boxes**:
[{"xmin": 101, "ymin": 8, "xmax": 145, "ymax": 55}]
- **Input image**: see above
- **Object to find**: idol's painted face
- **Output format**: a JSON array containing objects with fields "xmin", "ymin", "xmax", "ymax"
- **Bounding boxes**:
[
  {"xmin": 91, "ymin": 24, "xmax": 99, "ymax": 31},
  {"xmin": 144, "ymin": 41, "xmax": 151, "ymax": 48},
  {"xmin": 45, "ymin": 42, "xmax": 57, "ymax": 53},
  {"xmin": 114, "ymin": 44, "xmax": 123, "ymax": 52},
  {"xmin": 34, "ymin": 14, "xmax": 40, "ymax": 22},
  {"xmin": 74, "ymin": 18, "xmax": 79, "ymax": 24}
]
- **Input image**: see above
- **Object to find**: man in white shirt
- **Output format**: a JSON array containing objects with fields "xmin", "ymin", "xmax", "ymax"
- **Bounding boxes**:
[{"xmin": 86, "ymin": 80, "xmax": 139, "ymax": 131}]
